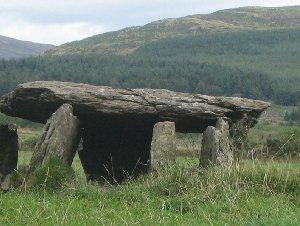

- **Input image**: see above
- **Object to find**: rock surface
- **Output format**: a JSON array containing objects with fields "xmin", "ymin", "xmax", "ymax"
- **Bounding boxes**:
[
  {"xmin": 0, "ymin": 124, "xmax": 18, "ymax": 191},
  {"xmin": 0, "ymin": 81, "xmax": 270, "ymax": 132},
  {"xmin": 151, "ymin": 121, "xmax": 176, "ymax": 170},
  {"xmin": 28, "ymin": 104, "xmax": 81, "ymax": 174},
  {"xmin": 199, "ymin": 118, "xmax": 233, "ymax": 167}
]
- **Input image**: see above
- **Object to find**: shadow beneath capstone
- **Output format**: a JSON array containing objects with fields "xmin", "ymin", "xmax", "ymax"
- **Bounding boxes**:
[{"xmin": 78, "ymin": 117, "xmax": 154, "ymax": 183}]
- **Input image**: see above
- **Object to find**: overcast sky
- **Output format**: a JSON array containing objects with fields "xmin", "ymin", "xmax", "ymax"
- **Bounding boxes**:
[{"xmin": 0, "ymin": 0, "xmax": 299, "ymax": 45}]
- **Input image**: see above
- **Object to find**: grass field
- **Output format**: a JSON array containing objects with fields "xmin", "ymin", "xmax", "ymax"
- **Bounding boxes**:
[
  {"xmin": 1, "ymin": 105, "xmax": 300, "ymax": 225},
  {"xmin": 1, "ymin": 156, "xmax": 300, "ymax": 225},
  {"xmin": 248, "ymin": 105, "xmax": 300, "ymax": 160}
]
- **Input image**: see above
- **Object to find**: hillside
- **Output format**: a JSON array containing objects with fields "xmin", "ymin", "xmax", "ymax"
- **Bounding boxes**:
[
  {"xmin": 1, "ymin": 28, "xmax": 299, "ymax": 105},
  {"xmin": 46, "ymin": 5, "xmax": 300, "ymax": 55},
  {"xmin": 0, "ymin": 35, "xmax": 54, "ymax": 59},
  {"xmin": 135, "ymin": 28, "xmax": 300, "ymax": 81},
  {"xmin": 0, "ymin": 6, "xmax": 299, "ymax": 106}
]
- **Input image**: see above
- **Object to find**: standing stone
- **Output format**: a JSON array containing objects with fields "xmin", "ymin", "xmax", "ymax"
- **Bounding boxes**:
[
  {"xmin": 151, "ymin": 121, "xmax": 176, "ymax": 170},
  {"xmin": 200, "ymin": 118, "xmax": 233, "ymax": 168},
  {"xmin": 28, "ymin": 104, "xmax": 81, "ymax": 174},
  {"xmin": 0, "ymin": 124, "xmax": 18, "ymax": 191}
]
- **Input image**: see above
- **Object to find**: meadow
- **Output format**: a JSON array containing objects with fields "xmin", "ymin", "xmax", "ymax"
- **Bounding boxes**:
[
  {"xmin": 1, "ymin": 155, "xmax": 300, "ymax": 225},
  {"xmin": 0, "ymin": 105, "xmax": 300, "ymax": 225}
]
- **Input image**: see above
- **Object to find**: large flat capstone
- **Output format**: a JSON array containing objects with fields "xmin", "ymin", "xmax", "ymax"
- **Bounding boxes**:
[{"xmin": 0, "ymin": 81, "xmax": 270, "ymax": 132}]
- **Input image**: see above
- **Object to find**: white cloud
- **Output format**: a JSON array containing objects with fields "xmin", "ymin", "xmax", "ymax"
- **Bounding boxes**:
[{"xmin": 0, "ymin": 20, "xmax": 107, "ymax": 45}]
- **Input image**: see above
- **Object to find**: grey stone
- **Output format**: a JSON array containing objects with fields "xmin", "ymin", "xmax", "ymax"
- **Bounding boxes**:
[
  {"xmin": 0, "ymin": 81, "xmax": 270, "ymax": 132},
  {"xmin": 1, "ymin": 174, "xmax": 12, "ymax": 191},
  {"xmin": 0, "ymin": 124, "xmax": 18, "ymax": 191},
  {"xmin": 28, "ymin": 104, "xmax": 81, "ymax": 174},
  {"xmin": 151, "ymin": 121, "xmax": 176, "ymax": 170},
  {"xmin": 200, "ymin": 118, "xmax": 233, "ymax": 167}
]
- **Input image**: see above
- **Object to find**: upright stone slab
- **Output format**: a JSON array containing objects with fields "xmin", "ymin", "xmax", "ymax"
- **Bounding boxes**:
[
  {"xmin": 0, "ymin": 124, "xmax": 18, "ymax": 191},
  {"xmin": 215, "ymin": 118, "xmax": 233, "ymax": 165},
  {"xmin": 151, "ymin": 121, "xmax": 176, "ymax": 170},
  {"xmin": 200, "ymin": 118, "xmax": 232, "ymax": 168},
  {"xmin": 28, "ymin": 104, "xmax": 81, "ymax": 174},
  {"xmin": 0, "ymin": 81, "xmax": 271, "ymax": 132}
]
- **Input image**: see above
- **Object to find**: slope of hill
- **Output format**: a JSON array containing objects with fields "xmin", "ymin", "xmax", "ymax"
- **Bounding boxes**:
[
  {"xmin": 1, "ymin": 28, "xmax": 299, "ymax": 105},
  {"xmin": 0, "ymin": 6, "xmax": 299, "ymax": 106},
  {"xmin": 136, "ymin": 28, "xmax": 300, "ymax": 80},
  {"xmin": 0, "ymin": 35, "xmax": 54, "ymax": 59},
  {"xmin": 46, "ymin": 5, "xmax": 300, "ymax": 55}
]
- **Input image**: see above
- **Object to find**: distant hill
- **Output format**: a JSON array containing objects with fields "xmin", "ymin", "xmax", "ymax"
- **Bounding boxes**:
[
  {"xmin": 0, "ymin": 35, "xmax": 54, "ymax": 59},
  {"xmin": 0, "ymin": 5, "xmax": 299, "ymax": 106},
  {"xmin": 46, "ymin": 5, "xmax": 300, "ymax": 55},
  {"xmin": 1, "ymin": 28, "xmax": 299, "ymax": 105}
]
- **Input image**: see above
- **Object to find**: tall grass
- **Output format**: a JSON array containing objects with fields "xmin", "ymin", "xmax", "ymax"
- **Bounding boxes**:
[{"xmin": 1, "ymin": 158, "xmax": 300, "ymax": 225}]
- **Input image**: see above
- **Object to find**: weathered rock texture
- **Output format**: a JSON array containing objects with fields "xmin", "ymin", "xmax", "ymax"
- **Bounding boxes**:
[
  {"xmin": 151, "ymin": 121, "xmax": 176, "ymax": 170},
  {"xmin": 0, "ymin": 124, "xmax": 18, "ymax": 190},
  {"xmin": 28, "ymin": 104, "xmax": 81, "ymax": 174},
  {"xmin": 0, "ymin": 81, "xmax": 270, "ymax": 132},
  {"xmin": 200, "ymin": 118, "xmax": 233, "ymax": 167},
  {"xmin": 0, "ymin": 81, "xmax": 270, "ymax": 181}
]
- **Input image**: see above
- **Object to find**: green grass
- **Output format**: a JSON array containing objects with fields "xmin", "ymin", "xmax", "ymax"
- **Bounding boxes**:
[
  {"xmin": 248, "ymin": 104, "xmax": 300, "ymax": 158},
  {"xmin": 18, "ymin": 128, "xmax": 41, "ymax": 152},
  {"xmin": 249, "ymin": 121, "xmax": 300, "ymax": 145},
  {"xmin": 1, "ymin": 105, "xmax": 299, "ymax": 225},
  {"xmin": 0, "ymin": 113, "xmax": 42, "ymax": 129},
  {"xmin": 1, "ymin": 153, "xmax": 300, "ymax": 225}
]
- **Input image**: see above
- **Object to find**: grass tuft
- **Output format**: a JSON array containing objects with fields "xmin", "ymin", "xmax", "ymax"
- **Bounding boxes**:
[{"xmin": 27, "ymin": 157, "xmax": 75, "ymax": 192}]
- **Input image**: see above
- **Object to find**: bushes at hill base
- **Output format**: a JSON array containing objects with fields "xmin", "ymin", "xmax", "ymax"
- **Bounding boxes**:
[
  {"xmin": 284, "ymin": 105, "xmax": 300, "ymax": 123},
  {"xmin": 266, "ymin": 136, "xmax": 300, "ymax": 158}
]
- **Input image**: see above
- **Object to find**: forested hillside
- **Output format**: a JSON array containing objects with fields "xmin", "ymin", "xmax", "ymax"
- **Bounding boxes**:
[
  {"xmin": 0, "ymin": 28, "xmax": 299, "ymax": 105},
  {"xmin": 0, "ymin": 35, "xmax": 54, "ymax": 59},
  {"xmin": 46, "ymin": 5, "xmax": 300, "ymax": 55},
  {"xmin": 0, "ymin": 6, "xmax": 299, "ymax": 105}
]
